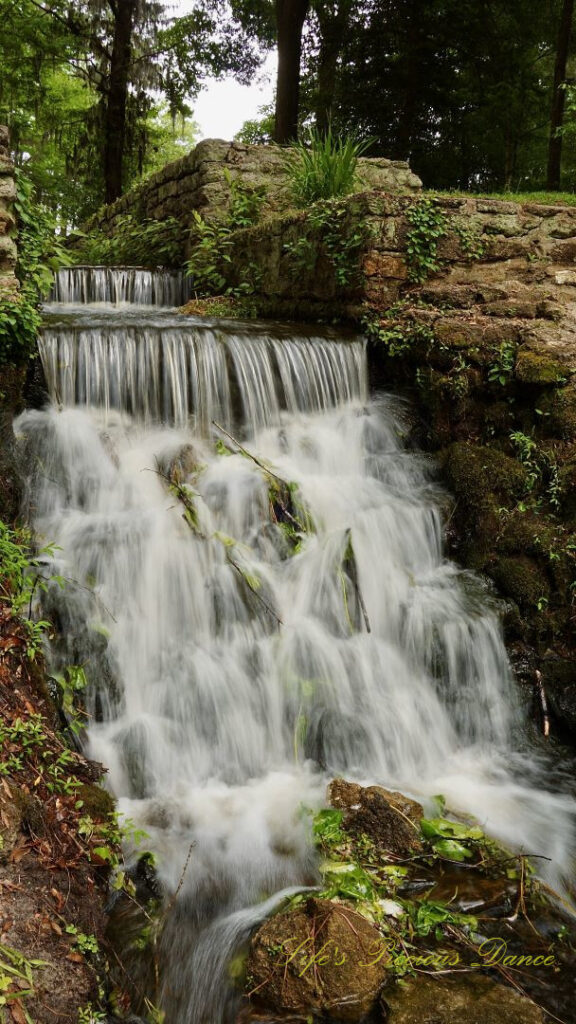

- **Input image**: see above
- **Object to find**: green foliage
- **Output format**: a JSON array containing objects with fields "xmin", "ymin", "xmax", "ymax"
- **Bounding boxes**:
[
  {"xmin": 362, "ymin": 313, "xmax": 435, "ymax": 358},
  {"xmin": 0, "ymin": 945, "xmax": 47, "ymax": 1022},
  {"xmin": 488, "ymin": 341, "xmax": 516, "ymax": 385},
  {"xmin": 453, "ymin": 219, "xmax": 486, "ymax": 260},
  {"xmin": 405, "ymin": 197, "xmax": 448, "ymax": 282},
  {"xmin": 78, "ymin": 1006, "xmax": 107, "ymax": 1024},
  {"xmin": 1, "ymin": 168, "xmax": 70, "ymax": 366},
  {"xmin": 50, "ymin": 665, "xmax": 89, "ymax": 735},
  {"xmin": 64, "ymin": 924, "xmax": 99, "ymax": 957},
  {"xmin": 0, "ymin": 521, "xmax": 62, "ymax": 658},
  {"xmin": 185, "ymin": 176, "xmax": 265, "ymax": 296},
  {"xmin": 508, "ymin": 431, "xmax": 563, "ymax": 512},
  {"xmin": 72, "ymin": 214, "xmax": 184, "ymax": 268},
  {"xmin": 283, "ymin": 198, "xmax": 367, "ymax": 288},
  {"xmin": 509, "ymin": 431, "xmax": 541, "ymax": 491},
  {"xmin": 235, "ymin": 104, "xmax": 276, "ymax": 145},
  {"xmin": 285, "ymin": 125, "xmax": 372, "ymax": 208},
  {"xmin": 313, "ymin": 808, "xmax": 345, "ymax": 847},
  {"xmin": 0, "ymin": 714, "xmax": 84, "ymax": 795},
  {"xmin": 1, "ymin": 1, "xmax": 261, "ymax": 223},
  {"xmin": 420, "ymin": 817, "xmax": 485, "ymax": 863}
]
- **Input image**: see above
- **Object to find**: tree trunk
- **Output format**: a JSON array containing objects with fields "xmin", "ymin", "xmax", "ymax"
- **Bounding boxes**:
[
  {"xmin": 314, "ymin": 1, "xmax": 351, "ymax": 134},
  {"xmin": 274, "ymin": 0, "xmax": 311, "ymax": 144},
  {"xmin": 547, "ymin": 0, "xmax": 575, "ymax": 190},
  {"xmin": 104, "ymin": 0, "xmax": 137, "ymax": 204}
]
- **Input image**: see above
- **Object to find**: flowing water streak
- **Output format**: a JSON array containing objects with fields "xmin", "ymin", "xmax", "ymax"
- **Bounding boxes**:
[
  {"xmin": 19, "ymin": 269, "xmax": 576, "ymax": 1022},
  {"xmin": 50, "ymin": 266, "xmax": 192, "ymax": 306}
]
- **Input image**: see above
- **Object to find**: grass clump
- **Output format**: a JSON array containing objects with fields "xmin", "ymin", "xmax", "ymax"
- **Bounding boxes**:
[{"xmin": 285, "ymin": 126, "xmax": 372, "ymax": 208}]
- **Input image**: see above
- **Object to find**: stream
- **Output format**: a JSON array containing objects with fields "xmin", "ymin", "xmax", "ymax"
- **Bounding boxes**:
[{"xmin": 14, "ymin": 267, "xmax": 576, "ymax": 1022}]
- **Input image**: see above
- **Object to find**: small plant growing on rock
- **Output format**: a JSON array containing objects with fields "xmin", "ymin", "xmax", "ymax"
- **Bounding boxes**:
[{"xmin": 285, "ymin": 126, "xmax": 372, "ymax": 207}]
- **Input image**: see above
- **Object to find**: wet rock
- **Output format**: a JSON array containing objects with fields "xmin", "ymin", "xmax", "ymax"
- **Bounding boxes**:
[
  {"xmin": 162, "ymin": 442, "xmax": 202, "ymax": 484},
  {"xmin": 328, "ymin": 779, "xmax": 423, "ymax": 857},
  {"xmin": 247, "ymin": 897, "xmax": 391, "ymax": 1023},
  {"xmin": 543, "ymin": 659, "xmax": 576, "ymax": 740},
  {"xmin": 383, "ymin": 974, "xmax": 543, "ymax": 1023}
]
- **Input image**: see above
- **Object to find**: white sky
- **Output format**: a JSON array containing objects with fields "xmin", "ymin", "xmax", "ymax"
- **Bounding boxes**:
[
  {"xmin": 194, "ymin": 53, "xmax": 277, "ymax": 140},
  {"xmin": 168, "ymin": 1, "xmax": 276, "ymax": 141}
]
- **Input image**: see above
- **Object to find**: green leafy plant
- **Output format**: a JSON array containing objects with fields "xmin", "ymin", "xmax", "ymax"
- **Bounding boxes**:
[
  {"xmin": 285, "ymin": 125, "xmax": 372, "ymax": 208},
  {"xmin": 72, "ymin": 214, "xmax": 184, "ymax": 268},
  {"xmin": 405, "ymin": 197, "xmax": 448, "ymax": 282},
  {"xmin": 50, "ymin": 664, "xmax": 89, "ymax": 734},
  {"xmin": 185, "ymin": 176, "xmax": 265, "ymax": 297},
  {"xmin": 362, "ymin": 313, "xmax": 435, "ymax": 358},
  {"xmin": 0, "ymin": 945, "xmax": 48, "ymax": 1022},
  {"xmin": 420, "ymin": 816, "xmax": 484, "ymax": 862},
  {"xmin": 1, "ymin": 168, "xmax": 70, "ymax": 365},
  {"xmin": 283, "ymin": 198, "xmax": 367, "ymax": 289},
  {"xmin": 0, "ymin": 521, "xmax": 61, "ymax": 658},
  {"xmin": 488, "ymin": 341, "xmax": 516, "ymax": 385}
]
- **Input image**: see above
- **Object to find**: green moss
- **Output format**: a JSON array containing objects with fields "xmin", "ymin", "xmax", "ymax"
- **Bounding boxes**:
[
  {"xmin": 514, "ymin": 349, "xmax": 567, "ymax": 385},
  {"xmin": 537, "ymin": 385, "xmax": 576, "ymax": 439},
  {"xmin": 492, "ymin": 556, "xmax": 549, "ymax": 609},
  {"xmin": 497, "ymin": 513, "xmax": 556, "ymax": 556},
  {"xmin": 442, "ymin": 443, "xmax": 528, "ymax": 508},
  {"xmin": 77, "ymin": 783, "xmax": 115, "ymax": 820}
]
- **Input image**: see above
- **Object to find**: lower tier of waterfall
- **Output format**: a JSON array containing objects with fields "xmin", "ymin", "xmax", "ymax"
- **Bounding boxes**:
[{"xmin": 15, "ymin": 392, "xmax": 576, "ymax": 1023}]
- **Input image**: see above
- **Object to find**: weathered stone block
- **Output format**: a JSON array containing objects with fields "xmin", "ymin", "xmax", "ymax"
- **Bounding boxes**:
[
  {"xmin": 0, "ymin": 178, "xmax": 16, "ymax": 201},
  {"xmin": 363, "ymin": 251, "xmax": 408, "ymax": 279}
]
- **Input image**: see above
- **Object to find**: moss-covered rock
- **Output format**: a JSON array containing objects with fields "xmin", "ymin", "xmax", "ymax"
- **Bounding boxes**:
[
  {"xmin": 492, "ymin": 556, "xmax": 549, "ymax": 609},
  {"xmin": 537, "ymin": 384, "xmax": 576, "ymax": 439},
  {"xmin": 442, "ymin": 443, "xmax": 528, "ymax": 509},
  {"xmin": 515, "ymin": 348, "xmax": 568, "ymax": 384},
  {"xmin": 76, "ymin": 782, "xmax": 115, "ymax": 819},
  {"xmin": 384, "ymin": 974, "xmax": 543, "ymax": 1024},
  {"xmin": 247, "ymin": 897, "xmax": 391, "ymax": 1022}
]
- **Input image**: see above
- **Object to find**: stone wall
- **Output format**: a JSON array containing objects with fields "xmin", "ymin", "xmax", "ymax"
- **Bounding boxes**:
[
  {"xmin": 82, "ymin": 138, "xmax": 422, "ymax": 247},
  {"xmin": 0, "ymin": 125, "xmax": 18, "ymax": 300}
]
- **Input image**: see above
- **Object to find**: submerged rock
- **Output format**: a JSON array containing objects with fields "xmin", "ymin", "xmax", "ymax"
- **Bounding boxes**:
[
  {"xmin": 383, "ymin": 974, "xmax": 543, "ymax": 1023},
  {"xmin": 247, "ymin": 897, "xmax": 391, "ymax": 1023}
]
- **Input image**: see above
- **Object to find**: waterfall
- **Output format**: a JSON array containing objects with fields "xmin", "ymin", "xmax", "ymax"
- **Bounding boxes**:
[
  {"xmin": 49, "ymin": 266, "xmax": 192, "ymax": 306},
  {"xmin": 18, "ymin": 269, "xmax": 576, "ymax": 1022}
]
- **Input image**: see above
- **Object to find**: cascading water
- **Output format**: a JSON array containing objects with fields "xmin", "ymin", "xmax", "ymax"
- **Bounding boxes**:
[{"xmin": 16, "ymin": 267, "xmax": 576, "ymax": 1022}]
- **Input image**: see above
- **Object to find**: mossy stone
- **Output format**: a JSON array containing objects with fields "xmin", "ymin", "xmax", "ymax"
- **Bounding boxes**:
[
  {"xmin": 537, "ymin": 385, "xmax": 576, "ymax": 439},
  {"xmin": 77, "ymin": 782, "xmax": 116, "ymax": 820},
  {"xmin": 492, "ymin": 556, "xmax": 549, "ymax": 609},
  {"xmin": 515, "ymin": 349, "xmax": 567, "ymax": 384},
  {"xmin": 442, "ymin": 443, "xmax": 528, "ymax": 508}
]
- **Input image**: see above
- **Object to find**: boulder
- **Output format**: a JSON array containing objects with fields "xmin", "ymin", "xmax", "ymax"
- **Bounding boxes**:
[
  {"xmin": 247, "ymin": 897, "xmax": 391, "ymax": 1023},
  {"xmin": 383, "ymin": 974, "xmax": 543, "ymax": 1023}
]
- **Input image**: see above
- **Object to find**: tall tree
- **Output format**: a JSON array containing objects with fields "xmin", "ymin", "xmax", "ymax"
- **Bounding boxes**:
[
  {"xmin": 274, "ymin": 0, "xmax": 310, "ymax": 142},
  {"xmin": 104, "ymin": 0, "xmax": 138, "ymax": 202},
  {"xmin": 547, "ymin": 0, "xmax": 575, "ymax": 189},
  {"xmin": 0, "ymin": 0, "xmax": 261, "ymax": 217},
  {"xmin": 312, "ymin": 0, "xmax": 352, "ymax": 134}
]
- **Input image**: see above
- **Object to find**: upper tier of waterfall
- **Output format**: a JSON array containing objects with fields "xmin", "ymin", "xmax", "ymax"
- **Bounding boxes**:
[
  {"xmin": 41, "ymin": 283, "xmax": 366, "ymax": 430},
  {"xmin": 49, "ymin": 266, "xmax": 192, "ymax": 306}
]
